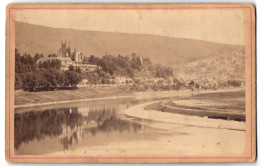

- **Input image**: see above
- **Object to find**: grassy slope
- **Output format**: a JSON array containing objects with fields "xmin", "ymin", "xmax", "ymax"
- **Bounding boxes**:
[{"xmin": 15, "ymin": 87, "xmax": 131, "ymax": 106}]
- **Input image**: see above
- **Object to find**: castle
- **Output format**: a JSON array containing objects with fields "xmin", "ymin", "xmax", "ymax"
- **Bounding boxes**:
[
  {"xmin": 126, "ymin": 53, "xmax": 144, "ymax": 65},
  {"xmin": 37, "ymin": 41, "xmax": 97, "ymax": 71},
  {"xmin": 57, "ymin": 41, "xmax": 83, "ymax": 63}
]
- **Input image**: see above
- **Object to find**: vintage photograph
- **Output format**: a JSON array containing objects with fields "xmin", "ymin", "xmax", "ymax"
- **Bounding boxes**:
[{"xmin": 6, "ymin": 4, "xmax": 255, "ymax": 163}]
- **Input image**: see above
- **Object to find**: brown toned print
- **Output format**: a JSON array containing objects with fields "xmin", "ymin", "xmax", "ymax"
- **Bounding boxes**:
[{"xmin": 5, "ymin": 3, "xmax": 256, "ymax": 163}]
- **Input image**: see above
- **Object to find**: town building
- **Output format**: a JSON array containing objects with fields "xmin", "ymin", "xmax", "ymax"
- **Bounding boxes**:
[
  {"xmin": 78, "ymin": 79, "xmax": 90, "ymax": 87},
  {"xmin": 114, "ymin": 77, "xmax": 133, "ymax": 85}
]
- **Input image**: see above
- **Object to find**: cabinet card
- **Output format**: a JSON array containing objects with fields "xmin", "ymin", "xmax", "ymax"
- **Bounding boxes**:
[{"xmin": 5, "ymin": 3, "xmax": 256, "ymax": 163}]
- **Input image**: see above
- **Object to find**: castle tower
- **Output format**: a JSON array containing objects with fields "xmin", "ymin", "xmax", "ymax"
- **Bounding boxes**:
[
  {"xmin": 80, "ymin": 53, "xmax": 83, "ymax": 63},
  {"xmin": 61, "ymin": 41, "xmax": 67, "ymax": 57},
  {"xmin": 74, "ymin": 48, "xmax": 78, "ymax": 63},
  {"xmin": 138, "ymin": 55, "xmax": 143, "ymax": 64},
  {"xmin": 67, "ymin": 41, "xmax": 71, "ymax": 58}
]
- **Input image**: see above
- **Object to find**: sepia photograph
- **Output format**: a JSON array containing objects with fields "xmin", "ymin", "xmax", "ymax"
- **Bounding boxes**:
[{"xmin": 5, "ymin": 4, "xmax": 256, "ymax": 163}]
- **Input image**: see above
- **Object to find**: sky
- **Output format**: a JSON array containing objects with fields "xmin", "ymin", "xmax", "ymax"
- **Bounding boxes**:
[{"xmin": 16, "ymin": 9, "xmax": 245, "ymax": 45}]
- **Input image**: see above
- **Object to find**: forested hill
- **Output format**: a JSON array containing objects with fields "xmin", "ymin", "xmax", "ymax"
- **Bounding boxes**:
[{"xmin": 15, "ymin": 21, "xmax": 244, "ymax": 67}]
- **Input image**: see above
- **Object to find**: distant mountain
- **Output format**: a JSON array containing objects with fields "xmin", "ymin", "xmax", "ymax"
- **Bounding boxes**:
[{"xmin": 15, "ymin": 21, "xmax": 245, "ymax": 80}]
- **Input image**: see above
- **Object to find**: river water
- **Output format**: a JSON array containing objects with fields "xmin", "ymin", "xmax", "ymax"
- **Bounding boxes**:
[{"xmin": 14, "ymin": 97, "xmax": 164, "ymax": 155}]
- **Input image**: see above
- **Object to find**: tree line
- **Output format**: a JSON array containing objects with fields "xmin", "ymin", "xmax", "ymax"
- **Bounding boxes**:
[
  {"xmin": 15, "ymin": 48, "xmax": 175, "ymax": 91},
  {"xmin": 15, "ymin": 49, "xmax": 83, "ymax": 91},
  {"xmin": 85, "ymin": 53, "xmax": 173, "ymax": 79}
]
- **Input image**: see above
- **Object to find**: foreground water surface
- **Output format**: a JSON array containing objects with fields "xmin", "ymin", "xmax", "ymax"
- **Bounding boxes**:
[{"xmin": 14, "ymin": 97, "xmax": 163, "ymax": 155}]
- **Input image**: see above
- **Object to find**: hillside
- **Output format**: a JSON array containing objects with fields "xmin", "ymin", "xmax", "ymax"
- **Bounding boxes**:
[{"xmin": 15, "ymin": 21, "xmax": 245, "ymax": 80}]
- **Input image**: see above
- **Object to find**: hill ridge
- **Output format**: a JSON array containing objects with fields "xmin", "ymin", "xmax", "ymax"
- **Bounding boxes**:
[{"xmin": 15, "ymin": 21, "xmax": 245, "ymax": 80}]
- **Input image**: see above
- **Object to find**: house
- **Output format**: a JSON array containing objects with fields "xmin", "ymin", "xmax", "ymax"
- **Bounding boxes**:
[
  {"xmin": 72, "ymin": 64, "xmax": 98, "ymax": 72},
  {"xmin": 78, "ymin": 79, "xmax": 89, "ymax": 87},
  {"xmin": 153, "ymin": 78, "xmax": 165, "ymax": 84},
  {"xmin": 134, "ymin": 77, "xmax": 149, "ymax": 84},
  {"xmin": 114, "ymin": 77, "xmax": 133, "ymax": 85}
]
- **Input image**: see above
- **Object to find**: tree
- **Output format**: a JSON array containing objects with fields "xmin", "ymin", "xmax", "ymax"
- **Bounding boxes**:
[
  {"xmin": 100, "ymin": 55, "xmax": 117, "ymax": 75},
  {"xmin": 189, "ymin": 80, "xmax": 195, "ymax": 87},
  {"xmin": 143, "ymin": 57, "xmax": 151, "ymax": 65},
  {"xmin": 131, "ymin": 60, "xmax": 141, "ymax": 71},
  {"xmin": 41, "ymin": 69, "xmax": 59, "ymax": 90},
  {"xmin": 51, "ymin": 60, "xmax": 62, "ymax": 70},
  {"xmin": 57, "ymin": 71, "xmax": 68, "ymax": 88},
  {"xmin": 38, "ymin": 60, "xmax": 62, "ymax": 70},
  {"xmin": 173, "ymin": 79, "xmax": 181, "ymax": 91},
  {"xmin": 101, "ymin": 77, "xmax": 106, "ymax": 84},
  {"xmin": 22, "ymin": 72, "xmax": 41, "ymax": 91},
  {"xmin": 69, "ymin": 65, "xmax": 75, "ymax": 71},
  {"xmin": 126, "ymin": 67, "xmax": 134, "ymax": 78},
  {"xmin": 228, "ymin": 80, "xmax": 241, "ymax": 87},
  {"xmin": 88, "ymin": 55, "xmax": 100, "ymax": 65},
  {"xmin": 117, "ymin": 55, "xmax": 129, "ymax": 68},
  {"xmin": 82, "ymin": 56, "xmax": 88, "ymax": 64},
  {"xmin": 89, "ymin": 55, "xmax": 95, "ymax": 63},
  {"xmin": 15, "ymin": 48, "xmax": 21, "ymax": 62},
  {"xmin": 65, "ymin": 71, "xmax": 83, "ymax": 88},
  {"xmin": 75, "ymin": 67, "xmax": 81, "ymax": 73},
  {"xmin": 195, "ymin": 83, "xmax": 200, "ymax": 89},
  {"xmin": 34, "ymin": 53, "xmax": 44, "ymax": 62},
  {"xmin": 48, "ymin": 54, "xmax": 57, "ymax": 57},
  {"xmin": 15, "ymin": 49, "xmax": 36, "ymax": 74},
  {"xmin": 15, "ymin": 74, "xmax": 23, "ymax": 90},
  {"xmin": 150, "ymin": 64, "xmax": 173, "ymax": 79}
]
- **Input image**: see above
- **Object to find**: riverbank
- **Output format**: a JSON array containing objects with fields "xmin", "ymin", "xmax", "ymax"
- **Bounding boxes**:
[
  {"xmin": 15, "ymin": 87, "xmax": 244, "ymax": 109},
  {"xmin": 14, "ymin": 87, "xmax": 189, "ymax": 109},
  {"xmin": 125, "ymin": 101, "xmax": 245, "ymax": 131}
]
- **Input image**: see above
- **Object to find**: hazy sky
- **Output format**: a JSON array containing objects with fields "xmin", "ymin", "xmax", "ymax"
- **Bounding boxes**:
[{"xmin": 16, "ymin": 9, "xmax": 245, "ymax": 45}]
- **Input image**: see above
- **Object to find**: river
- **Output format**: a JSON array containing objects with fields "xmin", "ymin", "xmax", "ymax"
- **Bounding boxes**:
[
  {"xmin": 14, "ymin": 97, "xmax": 165, "ymax": 155},
  {"xmin": 14, "ymin": 90, "xmax": 246, "ymax": 156}
]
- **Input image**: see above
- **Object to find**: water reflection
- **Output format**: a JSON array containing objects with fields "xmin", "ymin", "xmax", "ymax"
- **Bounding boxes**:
[{"xmin": 15, "ymin": 103, "xmax": 142, "ymax": 153}]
